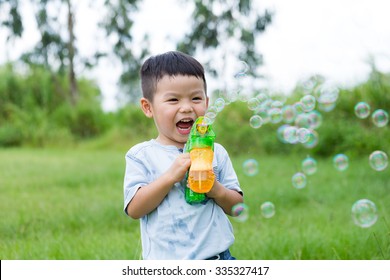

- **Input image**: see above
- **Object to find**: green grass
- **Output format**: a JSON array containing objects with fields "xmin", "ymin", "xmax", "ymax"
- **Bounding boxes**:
[{"xmin": 0, "ymin": 148, "xmax": 389, "ymax": 259}]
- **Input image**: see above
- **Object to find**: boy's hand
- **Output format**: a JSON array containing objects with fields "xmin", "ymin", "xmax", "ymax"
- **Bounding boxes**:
[
  {"xmin": 167, "ymin": 153, "xmax": 191, "ymax": 183},
  {"xmin": 206, "ymin": 179, "xmax": 224, "ymax": 199},
  {"xmin": 207, "ymin": 179, "xmax": 244, "ymax": 216}
]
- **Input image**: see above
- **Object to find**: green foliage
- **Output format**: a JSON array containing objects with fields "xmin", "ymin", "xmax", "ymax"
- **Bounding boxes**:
[
  {"xmin": 1, "ymin": 62, "xmax": 389, "ymax": 157},
  {"xmin": 0, "ymin": 63, "xmax": 106, "ymax": 146}
]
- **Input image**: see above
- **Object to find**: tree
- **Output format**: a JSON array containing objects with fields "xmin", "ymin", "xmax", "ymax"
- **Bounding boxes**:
[
  {"xmin": 0, "ymin": 0, "xmax": 272, "ymax": 105},
  {"xmin": 178, "ymin": 0, "xmax": 272, "ymax": 82},
  {"xmin": 1, "ymin": 0, "xmax": 80, "ymax": 105}
]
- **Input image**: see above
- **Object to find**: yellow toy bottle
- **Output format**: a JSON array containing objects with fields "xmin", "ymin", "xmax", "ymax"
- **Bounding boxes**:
[{"xmin": 185, "ymin": 117, "xmax": 216, "ymax": 195}]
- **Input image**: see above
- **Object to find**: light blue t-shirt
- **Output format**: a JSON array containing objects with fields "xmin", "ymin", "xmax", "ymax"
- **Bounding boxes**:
[{"xmin": 123, "ymin": 139, "xmax": 242, "ymax": 260}]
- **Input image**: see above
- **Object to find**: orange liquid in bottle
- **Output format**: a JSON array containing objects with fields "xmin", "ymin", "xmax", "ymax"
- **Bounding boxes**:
[{"xmin": 188, "ymin": 148, "xmax": 215, "ymax": 193}]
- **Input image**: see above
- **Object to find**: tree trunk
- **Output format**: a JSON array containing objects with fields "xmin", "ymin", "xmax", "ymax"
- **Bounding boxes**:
[{"xmin": 67, "ymin": 0, "xmax": 78, "ymax": 106}]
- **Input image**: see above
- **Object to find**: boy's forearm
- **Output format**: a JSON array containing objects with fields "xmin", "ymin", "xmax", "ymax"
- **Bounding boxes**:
[
  {"xmin": 126, "ymin": 172, "xmax": 176, "ymax": 219},
  {"xmin": 207, "ymin": 181, "xmax": 244, "ymax": 215}
]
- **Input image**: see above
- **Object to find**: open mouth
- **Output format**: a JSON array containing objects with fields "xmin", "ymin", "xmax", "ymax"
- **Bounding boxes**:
[{"xmin": 176, "ymin": 119, "xmax": 194, "ymax": 135}]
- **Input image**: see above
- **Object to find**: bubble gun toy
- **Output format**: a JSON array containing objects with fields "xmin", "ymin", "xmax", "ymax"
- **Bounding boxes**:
[{"xmin": 184, "ymin": 116, "xmax": 216, "ymax": 204}]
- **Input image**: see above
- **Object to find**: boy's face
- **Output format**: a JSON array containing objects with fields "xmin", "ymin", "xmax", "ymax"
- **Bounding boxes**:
[{"xmin": 141, "ymin": 75, "xmax": 208, "ymax": 148}]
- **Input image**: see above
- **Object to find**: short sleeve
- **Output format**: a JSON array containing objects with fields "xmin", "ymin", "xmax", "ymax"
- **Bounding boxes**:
[
  {"xmin": 123, "ymin": 151, "xmax": 150, "ymax": 214},
  {"xmin": 214, "ymin": 143, "xmax": 243, "ymax": 195}
]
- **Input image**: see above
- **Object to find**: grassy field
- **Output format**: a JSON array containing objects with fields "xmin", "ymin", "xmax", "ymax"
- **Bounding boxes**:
[{"xmin": 0, "ymin": 147, "xmax": 389, "ymax": 260}]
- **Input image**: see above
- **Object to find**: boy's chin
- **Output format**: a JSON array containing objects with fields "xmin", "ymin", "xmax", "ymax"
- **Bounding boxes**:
[{"xmin": 175, "ymin": 133, "xmax": 189, "ymax": 144}]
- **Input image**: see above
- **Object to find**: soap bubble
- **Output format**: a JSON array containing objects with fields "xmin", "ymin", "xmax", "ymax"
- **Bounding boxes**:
[
  {"xmin": 249, "ymin": 115, "xmax": 263, "ymax": 129},
  {"xmin": 283, "ymin": 125, "xmax": 299, "ymax": 144},
  {"xmin": 369, "ymin": 150, "xmax": 388, "ymax": 171},
  {"xmin": 247, "ymin": 97, "xmax": 260, "ymax": 111},
  {"xmin": 243, "ymin": 159, "xmax": 259, "ymax": 176},
  {"xmin": 302, "ymin": 130, "xmax": 319, "ymax": 149},
  {"xmin": 371, "ymin": 109, "xmax": 389, "ymax": 127},
  {"xmin": 354, "ymin": 102, "xmax": 371, "ymax": 119},
  {"xmin": 301, "ymin": 95, "xmax": 316, "ymax": 112},
  {"xmin": 307, "ymin": 110, "xmax": 323, "ymax": 129},
  {"xmin": 317, "ymin": 84, "xmax": 339, "ymax": 112},
  {"xmin": 277, "ymin": 124, "xmax": 290, "ymax": 143},
  {"xmin": 293, "ymin": 101, "xmax": 305, "ymax": 115},
  {"xmin": 213, "ymin": 98, "xmax": 226, "ymax": 112},
  {"xmin": 257, "ymin": 108, "xmax": 270, "ymax": 124},
  {"xmin": 204, "ymin": 112, "xmax": 216, "ymax": 124},
  {"xmin": 351, "ymin": 199, "xmax": 378, "ymax": 228},
  {"xmin": 203, "ymin": 115, "xmax": 214, "ymax": 125},
  {"xmin": 260, "ymin": 201, "xmax": 275, "ymax": 218},
  {"xmin": 255, "ymin": 92, "xmax": 269, "ymax": 105},
  {"xmin": 295, "ymin": 113, "xmax": 311, "ymax": 129},
  {"xmin": 302, "ymin": 156, "xmax": 317, "ymax": 175},
  {"xmin": 281, "ymin": 105, "xmax": 296, "ymax": 123},
  {"xmin": 268, "ymin": 108, "xmax": 283, "ymax": 124},
  {"xmin": 234, "ymin": 61, "xmax": 249, "ymax": 79},
  {"xmin": 206, "ymin": 106, "xmax": 217, "ymax": 119},
  {"xmin": 292, "ymin": 172, "xmax": 307, "ymax": 189},
  {"xmin": 333, "ymin": 154, "xmax": 349, "ymax": 171},
  {"xmin": 297, "ymin": 127, "xmax": 311, "ymax": 143},
  {"xmin": 271, "ymin": 100, "xmax": 284, "ymax": 109},
  {"xmin": 232, "ymin": 203, "xmax": 249, "ymax": 222}
]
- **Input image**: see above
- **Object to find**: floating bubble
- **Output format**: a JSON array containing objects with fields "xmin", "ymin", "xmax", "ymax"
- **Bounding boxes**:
[
  {"xmin": 307, "ymin": 110, "xmax": 323, "ymax": 129},
  {"xmin": 371, "ymin": 109, "xmax": 389, "ymax": 127},
  {"xmin": 255, "ymin": 92, "xmax": 269, "ymax": 105},
  {"xmin": 247, "ymin": 97, "xmax": 260, "ymax": 111},
  {"xmin": 268, "ymin": 108, "xmax": 283, "ymax": 124},
  {"xmin": 354, "ymin": 102, "xmax": 371, "ymax": 119},
  {"xmin": 283, "ymin": 125, "xmax": 299, "ymax": 144},
  {"xmin": 234, "ymin": 61, "xmax": 249, "ymax": 79},
  {"xmin": 243, "ymin": 159, "xmax": 259, "ymax": 176},
  {"xmin": 301, "ymin": 95, "xmax": 316, "ymax": 112},
  {"xmin": 260, "ymin": 201, "xmax": 275, "ymax": 218},
  {"xmin": 293, "ymin": 101, "xmax": 305, "ymax": 115},
  {"xmin": 297, "ymin": 127, "xmax": 311, "ymax": 143},
  {"xmin": 271, "ymin": 100, "xmax": 284, "ymax": 109},
  {"xmin": 369, "ymin": 150, "xmax": 388, "ymax": 171},
  {"xmin": 281, "ymin": 105, "xmax": 296, "ymax": 123},
  {"xmin": 317, "ymin": 84, "xmax": 339, "ymax": 112},
  {"xmin": 333, "ymin": 154, "xmax": 349, "ymax": 171},
  {"xmin": 213, "ymin": 98, "xmax": 226, "ymax": 112},
  {"xmin": 203, "ymin": 115, "xmax": 214, "ymax": 125},
  {"xmin": 249, "ymin": 115, "xmax": 263, "ymax": 129},
  {"xmin": 204, "ymin": 112, "xmax": 217, "ymax": 124},
  {"xmin": 295, "ymin": 113, "xmax": 311, "ymax": 129},
  {"xmin": 206, "ymin": 105, "xmax": 217, "ymax": 117},
  {"xmin": 232, "ymin": 203, "xmax": 249, "ymax": 222},
  {"xmin": 351, "ymin": 199, "xmax": 378, "ymax": 228},
  {"xmin": 302, "ymin": 130, "xmax": 319, "ymax": 149},
  {"xmin": 292, "ymin": 172, "xmax": 307, "ymax": 189},
  {"xmin": 277, "ymin": 124, "xmax": 290, "ymax": 143},
  {"xmin": 302, "ymin": 156, "xmax": 317, "ymax": 175},
  {"xmin": 257, "ymin": 108, "xmax": 270, "ymax": 124}
]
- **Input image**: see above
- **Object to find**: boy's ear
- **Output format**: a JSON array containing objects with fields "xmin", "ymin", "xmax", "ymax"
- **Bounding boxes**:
[{"xmin": 140, "ymin": 98, "xmax": 153, "ymax": 118}]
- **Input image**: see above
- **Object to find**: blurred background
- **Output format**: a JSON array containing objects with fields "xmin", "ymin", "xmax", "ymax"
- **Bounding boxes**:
[{"xmin": 0, "ymin": 0, "xmax": 389, "ymax": 260}]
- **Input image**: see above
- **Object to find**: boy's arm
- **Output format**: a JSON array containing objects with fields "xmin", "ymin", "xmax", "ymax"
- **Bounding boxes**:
[
  {"xmin": 126, "ymin": 153, "xmax": 191, "ymax": 219},
  {"xmin": 206, "ymin": 181, "xmax": 244, "ymax": 215}
]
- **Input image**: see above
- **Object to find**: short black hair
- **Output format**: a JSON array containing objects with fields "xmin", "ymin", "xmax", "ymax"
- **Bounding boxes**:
[{"xmin": 140, "ymin": 51, "xmax": 207, "ymax": 101}]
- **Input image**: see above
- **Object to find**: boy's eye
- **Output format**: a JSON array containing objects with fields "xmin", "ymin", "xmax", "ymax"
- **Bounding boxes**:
[
  {"xmin": 193, "ymin": 97, "xmax": 202, "ymax": 101},
  {"xmin": 167, "ymin": 98, "xmax": 178, "ymax": 102}
]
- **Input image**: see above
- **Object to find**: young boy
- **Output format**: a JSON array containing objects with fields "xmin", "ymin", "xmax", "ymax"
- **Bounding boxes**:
[{"xmin": 123, "ymin": 51, "xmax": 243, "ymax": 260}]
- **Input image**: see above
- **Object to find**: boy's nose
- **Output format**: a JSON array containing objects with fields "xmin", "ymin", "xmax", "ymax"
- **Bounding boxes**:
[{"xmin": 180, "ymin": 102, "xmax": 194, "ymax": 113}]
